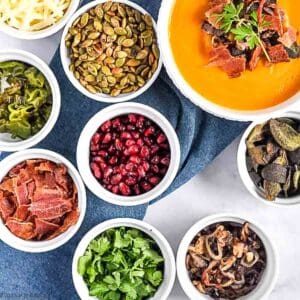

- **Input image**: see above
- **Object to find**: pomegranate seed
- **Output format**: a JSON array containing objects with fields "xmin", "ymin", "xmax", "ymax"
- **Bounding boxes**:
[
  {"xmin": 142, "ymin": 161, "xmax": 150, "ymax": 171},
  {"xmin": 121, "ymin": 132, "xmax": 131, "ymax": 139},
  {"xmin": 112, "ymin": 185, "xmax": 119, "ymax": 194},
  {"xmin": 137, "ymin": 166, "xmax": 146, "ymax": 177},
  {"xmin": 131, "ymin": 131, "xmax": 140, "ymax": 139},
  {"xmin": 161, "ymin": 156, "xmax": 170, "ymax": 166},
  {"xmin": 133, "ymin": 184, "xmax": 141, "ymax": 195},
  {"xmin": 107, "ymin": 184, "xmax": 113, "ymax": 190},
  {"xmin": 160, "ymin": 167, "xmax": 168, "ymax": 175},
  {"xmin": 108, "ymin": 144, "xmax": 116, "ymax": 154},
  {"xmin": 150, "ymin": 145, "xmax": 159, "ymax": 155},
  {"xmin": 102, "ymin": 133, "xmax": 112, "ymax": 143},
  {"xmin": 92, "ymin": 133, "xmax": 102, "ymax": 144},
  {"xmin": 93, "ymin": 156, "xmax": 105, "ymax": 163},
  {"xmin": 127, "ymin": 124, "xmax": 136, "ymax": 131},
  {"xmin": 128, "ymin": 145, "xmax": 139, "ymax": 155},
  {"xmin": 109, "ymin": 156, "xmax": 118, "ymax": 165},
  {"xmin": 136, "ymin": 116, "xmax": 145, "ymax": 128},
  {"xmin": 151, "ymin": 155, "xmax": 160, "ymax": 164},
  {"xmin": 141, "ymin": 181, "xmax": 153, "ymax": 192},
  {"xmin": 136, "ymin": 138, "xmax": 144, "ymax": 146},
  {"xmin": 126, "ymin": 177, "xmax": 137, "ymax": 186},
  {"xmin": 125, "ymin": 139, "xmax": 136, "ymax": 147},
  {"xmin": 100, "ymin": 162, "xmax": 107, "ymax": 171},
  {"xmin": 144, "ymin": 126, "xmax": 155, "ymax": 137},
  {"xmin": 149, "ymin": 176, "xmax": 160, "ymax": 185},
  {"xmin": 144, "ymin": 137, "xmax": 153, "ymax": 146},
  {"xmin": 111, "ymin": 174, "xmax": 122, "ymax": 185},
  {"xmin": 151, "ymin": 165, "xmax": 160, "ymax": 173},
  {"xmin": 90, "ymin": 144, "xmax": 99, "ymax": 152},
  {"xmin": 101, "ymin": 120, "xmax": 112, "ymax": 132},
  {"xmin": 129, "ymin": 155, "xmax": 141, "ymax": 164},
  {"xmin": 140, "ymin": 146, "xmax": 150, "ymax": 158},
  {"xmin": 128, "ymin": 171, "xmax": 138, "ymax": 178},
  {"xmin": 112, "ymin": 118, "xmax": 121, "ymax": 128},
  {"xmin": 91, "ymin": 163, "xmax": 102, "ymax": 179},
  {"xmin": 119, "ymin": 182, "xmax": 130, "ymax": 196},
  {"xmin": 103, "ymin": 166, "xmax": 113, "ymax": 178},
  {"xmin": 128, "ymin": 114, "xmax": 137, "ymax": 123},
  {"xmin": 98, "ymin": 150, "xmax": 108, "ymax": 158},
  {"xmin": 157, "ymin": 133, "xmax": 167, "ymax": 144},
  {"xmin": 115, "ymin": 138, "xmax": 123, "ymax": 150},
  {"xmin": 125, "ymin": 163, "xmax": 135, "ymax": 171},
  {"xmin": 160, "ymin": 143, "xmax": 170, "ymax": 150},
  {"xmin": 118, "ymin": 124, "xmax": 126, "ymax": 131}
]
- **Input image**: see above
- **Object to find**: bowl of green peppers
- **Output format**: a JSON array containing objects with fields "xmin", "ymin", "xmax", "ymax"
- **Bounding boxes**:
[{"xmin": 0, "ymin": 49, "xmax": 61, "ymax": 152}]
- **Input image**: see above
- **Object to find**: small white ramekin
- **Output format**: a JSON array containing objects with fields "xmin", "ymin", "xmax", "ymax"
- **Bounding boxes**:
[
  {"xmin": 72, "ymin": 218, "xmax": 176, "ymax": 300},
  {"xmin": 77, "ymin": 102, "xmax": 180, "ymax": 206},
  {"xmin": 0, "ymin": 149, "xmax": 86, "ymax": 253},
  {"xmin": 60, "ymin": 0, "xmax": 162, "ymax": 103},
  {"xmin": 157, "ymin": 0, "xmax": 300, "ymax": 121},
  {"xmin": 0, "ymin": 0, "xmax": 80, "ymax": 40},
  {"xmin": 0, "ymin": 49, "xmax": 61, "ymax": 152},
  {"xmin": 237, "ymin": 111, "xmax": 300, "ymax": 206},
  {"xmin": 177, "ymin": 213, "xmax": 278, "ymax": 300}
]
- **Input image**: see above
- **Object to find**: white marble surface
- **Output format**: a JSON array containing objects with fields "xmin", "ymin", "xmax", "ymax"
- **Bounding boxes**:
[{"xmin": 1, "ymin": 29, "xmax": 299, "ymax": 300}]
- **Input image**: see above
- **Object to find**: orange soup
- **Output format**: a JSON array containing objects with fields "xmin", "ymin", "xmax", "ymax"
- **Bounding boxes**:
[{"xmin": 169, "ymin": 0, "xmax": 300, "ymax": 110}]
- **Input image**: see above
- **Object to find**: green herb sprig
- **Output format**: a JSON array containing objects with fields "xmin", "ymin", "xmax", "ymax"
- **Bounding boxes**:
[
  {"xmin": 214, "ymin": 2, "xmax": 271, "ymax": 62},
  {"xmin": 78, "ymin": 227, "xmax": 164, "ymax": 300}
]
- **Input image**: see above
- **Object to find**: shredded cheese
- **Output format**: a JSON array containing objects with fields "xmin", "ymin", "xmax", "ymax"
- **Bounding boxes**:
[{"xmin": 0, "ymin": 0, "xmax": 71, "ymax": 31}]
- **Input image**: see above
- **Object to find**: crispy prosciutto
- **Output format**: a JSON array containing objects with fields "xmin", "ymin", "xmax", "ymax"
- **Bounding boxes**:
[
  {"xmin": 202, "ymin": 0, "xmax": 300, "ymax": 77},
  {"xmin": 0, "ymin": 159, "xmax": 79, "ymax": 241}
]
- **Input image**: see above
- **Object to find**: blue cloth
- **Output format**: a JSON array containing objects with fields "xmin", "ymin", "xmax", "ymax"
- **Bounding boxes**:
[{"xmin": 0, "ymin": 0, "xmax": 247, "ymax": 298}]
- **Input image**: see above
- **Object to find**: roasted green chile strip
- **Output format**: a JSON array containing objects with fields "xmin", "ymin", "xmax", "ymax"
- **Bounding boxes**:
[
  {"xmin": 0, "ymin": 61, "xmax": 52, "ymax": 139},
  {"xmin": 65, "ymin": 1, "xmax": 160, "ymax": 97},
  {"xmin": 78, "ymin": 227, "xmax": 164, "ymax": 299}
]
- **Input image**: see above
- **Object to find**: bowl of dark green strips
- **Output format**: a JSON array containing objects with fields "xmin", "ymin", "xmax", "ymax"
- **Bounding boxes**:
[{"xmin": 0, "ymin": 49, "xmax": 61, "ymax": 152}]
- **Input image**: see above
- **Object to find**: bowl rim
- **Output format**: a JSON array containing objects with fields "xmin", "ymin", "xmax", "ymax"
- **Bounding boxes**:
[
  {"xmin": 237, "ymin": 111, "xmax": 300, "ymax": 206},
  {"xmin": 157, "ymin": 0, "xmax": 300, "ymax": 122},
  {"xmin": 176, "ymin": 213, "xmax": 279, "ymax": 300},
  {"xmin": 76, "ymin": 102, "xmax": 181, "ymax": 206},
  {"xmin": 72, "ymin": 218, "xmax": 176, "ymax": 300},
  {"xmin": 0, "ymin": 48, "xmax": 61, "ymax": 152},
  {"xmin": 0, "ymin": 0, "xmax": 81, "ymax": 40},
  {"xmin": 0, "ymin": 148, "xmax": 87, "ymax": 253},
  {"xmin": 60, "ymin": 0, "xmax": 162, "ymax": 103}
]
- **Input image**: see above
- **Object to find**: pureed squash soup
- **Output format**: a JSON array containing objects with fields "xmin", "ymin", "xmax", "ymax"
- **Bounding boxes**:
[{"xmin": 169, "ymin": 0, "xmax": 300, "ymax": 110}]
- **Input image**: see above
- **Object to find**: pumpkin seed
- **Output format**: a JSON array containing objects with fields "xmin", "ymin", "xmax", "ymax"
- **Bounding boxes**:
[
  {"xmin": 80, "ymin": 13, "xmax": 89, "ymax": 27},
  {"xmin": 65, "ymin": 2, "xmax": 160, "ymax": 97},
  {"xmin": 264, "ymin": 181, "xmax": 281, "ymax": 201},
  {"xmin": 122, "ymin": 38, "xmax": 135, "ymax": 47}
]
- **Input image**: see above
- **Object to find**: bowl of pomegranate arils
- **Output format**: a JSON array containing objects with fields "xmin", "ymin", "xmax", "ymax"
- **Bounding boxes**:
[
  {"xmin": 0, "ymin": 149, "xmax": 86, "ymax": 253},
  {"xmin": 77, "ymin": 102, "xmax": 180, "ymax": 206}
]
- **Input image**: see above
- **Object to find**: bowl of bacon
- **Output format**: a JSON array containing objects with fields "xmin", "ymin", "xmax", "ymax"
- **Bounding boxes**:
[{"xmin": 0, "ymin": 149, "xmax": 86, "ymax": 253}]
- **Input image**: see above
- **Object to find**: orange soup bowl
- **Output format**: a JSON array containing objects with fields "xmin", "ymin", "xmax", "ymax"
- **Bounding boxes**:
[{"xmin": 157, "ymin": 0, "xmax": 300, "ymax": 121}]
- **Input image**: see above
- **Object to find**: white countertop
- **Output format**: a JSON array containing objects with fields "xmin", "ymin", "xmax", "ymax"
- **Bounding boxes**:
[{"xmin": 1, "ymin": 30, "xmax": 299, "ymax": 300}]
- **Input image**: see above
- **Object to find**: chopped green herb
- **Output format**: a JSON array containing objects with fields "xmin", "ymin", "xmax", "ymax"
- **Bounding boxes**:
[{"xmin": 78, "ymin": 227, "xmax": 164, "ymax": 300}]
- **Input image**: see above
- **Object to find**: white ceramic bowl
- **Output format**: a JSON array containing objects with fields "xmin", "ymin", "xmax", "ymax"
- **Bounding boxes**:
[
  {"xmin": 0, "ymin": 49, "xmax": 61, "ymax": 152},
  {"xmin": 157, "ymin": 0, "xmax": 300, "ymax": 121},
  {"xmin": 72, "ymin": 218, "xmax": 176, "ymax": 300},
  {"xmin": 60, "ymin": 0, "xmax": 162, "ymax": 103},
  {"xmin": 0, "ymin": 0, "xmax": 80, "ymax": 40},
  {"xmin": 0, "ymin": 149, "xmax": 86, "ymax": 253},
  {"xmin": 77, "ymin": 102, "xmax": 180, "ymax": 206},
  {"xmin": 177, "ymin": 213, "xmax": 278, "ymax": 300},
  {"xmin": 237, "ymin": 111, "xmax": 300, "ymax": 206}
]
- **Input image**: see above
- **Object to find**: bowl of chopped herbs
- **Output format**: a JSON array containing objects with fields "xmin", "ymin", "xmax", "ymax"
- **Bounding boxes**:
[
  {"xmin": 0, "ymin": 49, "xmax": 61, "ymax": 152},
  {"xmin": 72, "ymin": 218, "xmax": 176, "ymax": 300}
]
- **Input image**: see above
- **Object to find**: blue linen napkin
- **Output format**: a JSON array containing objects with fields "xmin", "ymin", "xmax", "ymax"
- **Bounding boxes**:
[{"xmin": 0, "ymin": 0, "xmax": 247, "ymax": 298}]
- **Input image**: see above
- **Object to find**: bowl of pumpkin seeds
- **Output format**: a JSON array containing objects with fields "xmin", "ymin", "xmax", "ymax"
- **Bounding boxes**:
[
  {"xmin": 238, "ymin": 112, "xmax": 300, "ymax": 206},
  {"xmin": 60, "ymin": 0, "xmax": 162, "ymax": 102}
]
